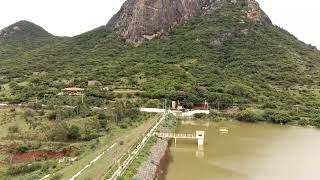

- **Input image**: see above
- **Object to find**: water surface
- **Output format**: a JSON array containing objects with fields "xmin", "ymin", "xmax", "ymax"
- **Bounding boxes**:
[{"xmin": 163, "ymin": 121, "xmax": 320, "ymax": 180}]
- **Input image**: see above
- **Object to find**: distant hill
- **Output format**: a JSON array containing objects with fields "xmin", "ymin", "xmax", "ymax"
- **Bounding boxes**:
[
  {"xmin": 0, "ymin": 20, "xmax": 64, "ymax": 59},
  {"xmin": 1, "ymin": 0, "xmax": 320, "ymax": 125}
]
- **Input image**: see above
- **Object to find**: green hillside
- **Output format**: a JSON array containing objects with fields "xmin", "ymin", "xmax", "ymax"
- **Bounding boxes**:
[
  {"xmin": 1, "ymin": 1, "xmax": 320, "ymax": 125},
  {"xmin": 0, "ymin": 20, "xmax": 64, "ymax": 59}
]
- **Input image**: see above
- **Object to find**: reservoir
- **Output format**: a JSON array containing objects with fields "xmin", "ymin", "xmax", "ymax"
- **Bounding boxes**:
[{"xmin": 160, "ymin": 121, "xmax": 320, "ymax": 180}]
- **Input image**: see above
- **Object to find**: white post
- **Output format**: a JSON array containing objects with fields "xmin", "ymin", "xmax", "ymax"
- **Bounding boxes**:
[
  {"xmin": 81, "ymin": 94, "xmax": 84, "ymax": 104},
  {"xmin": 196, "ymin": 131, "xmax": 205, "ymax": 146}
]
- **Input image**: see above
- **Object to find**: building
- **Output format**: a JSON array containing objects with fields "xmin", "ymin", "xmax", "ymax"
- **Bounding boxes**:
[
  {"xmin": 62, "ymin": 87, "xmax": 84, "ymax": 94},
  {"xmin": 172, "ymin": 101, "xmax": 177, "ymax": 109},
  {"xmin": 102, "ymin": 87, "xmax": 110, "ymax": 91},
  {"xmin": 88, "ymin": 80, "xmax": 102, "ymax": 87},
  {"xmin": 192, "ymin": 101, "xmax": 209, "ymax": 110}
]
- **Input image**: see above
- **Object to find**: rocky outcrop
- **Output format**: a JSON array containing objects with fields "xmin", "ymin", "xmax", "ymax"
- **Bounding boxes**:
[
  {"xmin": 246, "ymin": 0, "xmax": 272, "ymax": 25},
  {"xmin": 107, "ymin": 0, "xmax": 210, "ymax": 46},
  {"xmin": 0, "ymin": 20, "xmax": 54, "ymax": 42},
  {"xmin": 107, "ymin": 0, "xmax": 272, "ymax": 46},
  {"xmin": 133, "ymin": 138, "xmax": 168, "ymax": 180}
]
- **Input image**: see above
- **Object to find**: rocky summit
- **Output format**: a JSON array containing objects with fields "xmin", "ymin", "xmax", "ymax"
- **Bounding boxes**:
[{"xmin": 107, "ymin": 0, "xmax": 271, "ymax": 46}]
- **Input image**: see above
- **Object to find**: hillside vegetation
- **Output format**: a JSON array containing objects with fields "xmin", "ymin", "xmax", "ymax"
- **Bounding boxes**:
[
  {"xmin": 0, "ymin": 20, "xmax": 65, "ymax": 59},
  {"xmin": 1, "ymin": 0, "xmax": 320, "ymax": 126}
]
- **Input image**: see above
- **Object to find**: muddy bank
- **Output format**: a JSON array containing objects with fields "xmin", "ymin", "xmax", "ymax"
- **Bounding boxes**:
[{"xmin": 154, "ymin": 140, "xmax": 172, "ymax": 180}]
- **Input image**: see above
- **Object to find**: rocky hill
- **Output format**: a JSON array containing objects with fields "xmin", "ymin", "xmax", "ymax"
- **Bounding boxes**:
[
  {"xmin": 1, "ymin": 0, "xmax": 320, "ymax": 125},
  {"xmin": 0, "ymin": 20, "xmax": 63, "ymax": 59},
  {"xmin": 107, "ymin": 0, "xmax": 271, "ymax": 45}
]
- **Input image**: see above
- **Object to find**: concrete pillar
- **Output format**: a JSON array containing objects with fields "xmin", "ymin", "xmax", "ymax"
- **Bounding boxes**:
[
  {"xmin": 196, "ymin": 131, "xmax": 205, "ymax": 146},
  {"xmin": 196, "ymin": 144, "xmax": 204, "ymax": 158}
]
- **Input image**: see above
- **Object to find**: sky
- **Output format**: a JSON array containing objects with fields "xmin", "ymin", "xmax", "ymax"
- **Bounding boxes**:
[{"xmin": 0, "ymin": 0, "xmax": 319, "ymax": 48}]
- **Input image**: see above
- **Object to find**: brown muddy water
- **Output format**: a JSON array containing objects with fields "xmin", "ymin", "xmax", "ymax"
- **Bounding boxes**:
[{"xmin": 159, "ymin": 121, "xmax": 320, "ymax": 180}]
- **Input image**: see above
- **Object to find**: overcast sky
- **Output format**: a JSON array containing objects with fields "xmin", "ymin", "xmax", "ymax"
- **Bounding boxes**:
[{"xmin": 0, "ymin": 0, "xmax": 319, "ymax": 48}]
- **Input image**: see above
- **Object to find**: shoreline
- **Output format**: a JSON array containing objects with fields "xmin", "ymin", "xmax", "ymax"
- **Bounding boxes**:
[
  {"xmin": 132, "ymin": 137, "xmax": 169, "ymax": 180},
  {"xmin": 154, "ymin": 140, "xmax": 172, "ymax": 180},
  {"xmin": 133, "ymin": 114, "xmax": 177, "ymax": 180}
]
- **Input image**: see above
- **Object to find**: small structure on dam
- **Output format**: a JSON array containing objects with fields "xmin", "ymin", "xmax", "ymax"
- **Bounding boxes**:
[{"xmin": 155, "ymin": 131, "xmax": 205, "ymax": 146}]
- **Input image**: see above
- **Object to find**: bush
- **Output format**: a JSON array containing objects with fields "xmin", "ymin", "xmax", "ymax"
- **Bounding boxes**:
[
  {"xmin": 7, "ymin": 163, "xmax": 42, "ymax": 175},
  {"xmin": 262, "ymin": 102, "xmax": 278, "ymax": 109},
  {"xmin": 237, "ymin": 110, "xmax": 262, "ymax": 123},
  {"xmin": 119, "ymin": 124, "xmax": 128, "ymax": 129},
  {"xmin": 99, "ymin": 118, "xmax": 108, "ymax": 129},
  {"xmin": 97, "ymin": 112, "xmax": 107, "ymax": 120},
  {"xmin": 38, "ymin": 110, "xmax": 46, "ymax": 116},
  {"xmin": 17, "ymin": 145, "xmax": 29, "ymax": 153},
  {"xmin": 51, "ymin": 173, "xmax": 63, "ymax": 180},
  {"xmin": 226, "ymin": 83, "xmax": 255, "ymax": 98},
  {"xmin": 28, "ymin": 103, "xmax": 42, "ymax": 110},
  {"xmin": 48, "ymin": 112, "xmax": 57, "ymax": 120},
  {"xmin": 82, "ymin": 133, "xmax": 100, "ymax": 141},
  {"xmin": 24, "ymin": 108, "xmax": 34, "ymax": 117},
  {"xmin": 67, "ymin": 125, "xmax": 81, "ymax": 140},
  {"xmin": 194, "ymin": 113, "xmax": 207, "ymax": 119},
  {"xmin": 263, "ymin": 110, "xmax": 291, "ymax": 124},
  {"xmin": 8, "ymin": 125, "xmax": 20, "ymax": 134}
]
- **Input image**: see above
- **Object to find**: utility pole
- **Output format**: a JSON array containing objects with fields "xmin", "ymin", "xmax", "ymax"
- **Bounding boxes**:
[
  {"xmin": 165, "ymin": 99, "xmax": 167, "ymax": 110},
  {"xmin": 43, "ymin": 95, "xmax": 46, "ymax": 105},
  {"xmin": 81, "ymin": 94, "xmax": 84, "ymax": 104}
]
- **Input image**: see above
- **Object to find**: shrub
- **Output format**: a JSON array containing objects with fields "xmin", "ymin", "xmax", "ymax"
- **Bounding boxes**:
[
  {"xmin": 51, "ymin": 173, "xmax": 63, "ymax": 180},
  {"xmin": 263, "ymin": 110, "xmax": 291, "ymax": 124},
  {"xmin": 194, "ymin": 113, "xmax": 207, "ymax": 119},
  {"xmin": 120, "ymin": 124, "xmax": 128, "ymax": 129},
  {"xmin": 67, "ymin": 125, "xmax": 81, "ymax": 140},
  {"xmin": 82, "ymin": 133, "xmax": 100, "ymax": 141},
  {"xmin": 8, "ymin": 125, "xmax": 20, "ymax": 134},
  {"xmin": 97, "ymin": 112, "xmax": 107, "ymax": 120},
  {"xmin": 38, "ymin": 110, "xmax": 46, "ymax": 116},
  {"xmin": 24, "ymin": 108, "xmax": 34, "ymax": 117},
  {"xmin": 48, "ymin": 112, "xmax": 57, "ymax": 120},
  {"xmin": 237, "ymin": 110, "xmax": 262, "ymax": 123},
  {"xmin": 17, "ymin": 145, "xmax": 29, "ymax": 153},
  {"xmin": 262, "ymin": 102, "xmax": 278, "ymax": 109},
  {"xmin": 117, "ymin": 177, "xmax": 124, "ymax": 180},
  {"xmin": 99, "ymin": 118, "xmax": 108, "ymax": 129},
  {"xmin": 28, "ymin": 103, "xmax": 42, "ymax": 110},
  {"xmin": 226, "ymin": 83, "xmax": 255, "ymax": 98},
  {"xmin": 7, "ymin": 163, "xmax": 42, "ymax": 175}
]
